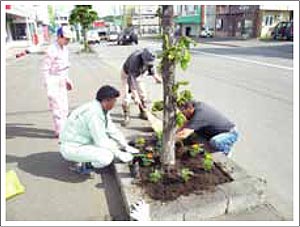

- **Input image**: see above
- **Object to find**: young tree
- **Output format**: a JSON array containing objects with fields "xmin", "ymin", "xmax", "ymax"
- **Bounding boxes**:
[
  {"xmin": 160, "ymin": 5, "xmax": 177, "ymax": 170},
  {"xmin": 47, "ymin": 5, "xmax": 56, "ymax": 34},
  {"xmin": 159, "ymin": 5, "xmax": 195, "ymax": 172},
  {"xmin": 69, "ymin": 5, "xmax": 98, "ymax": 52},
  {"xmin": 156, "ymin": 6, "xmax": 162, "ymax": 35}
]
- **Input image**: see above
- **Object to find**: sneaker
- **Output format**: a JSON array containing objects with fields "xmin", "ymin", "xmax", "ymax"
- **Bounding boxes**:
[
  {"xmin": 226, "ymin": 151, "xmax": 233, "ymax": 158},
  {"xmin": 69, "ymin": 162, "xmax": 94, "ymax": 175}
]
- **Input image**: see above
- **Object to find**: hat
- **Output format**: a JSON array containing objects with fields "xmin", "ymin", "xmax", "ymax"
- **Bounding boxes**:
[
  {"xmin": 96, "ymin": 85, "xmax": 120, "ymax": 102},
  {"xmin": 141, "ymin": 48, "xmax": 155, "ymax": 65},
  {"xmin": 57, "ymin": 26, "xmax": 73, "ymax": 39}
]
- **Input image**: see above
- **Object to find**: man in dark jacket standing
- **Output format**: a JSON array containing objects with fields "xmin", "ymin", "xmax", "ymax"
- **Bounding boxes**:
[{"xmin": 120, "ymin": 48, "xmax": 162, "ymax": 126}]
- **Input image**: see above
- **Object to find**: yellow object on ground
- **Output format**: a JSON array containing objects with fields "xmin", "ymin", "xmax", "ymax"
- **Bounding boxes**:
[{"xmin": 6, "ymin": 170, "xmax": 25, "ymax": 200}]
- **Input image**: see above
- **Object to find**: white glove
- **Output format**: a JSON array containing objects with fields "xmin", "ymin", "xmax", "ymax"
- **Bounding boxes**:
[
  {"xmin": 130, "ymin": 199, "xmax": 150, "ymax": 221},
  {"xmin": 115, "ymin": 151, "xmax": 133, "ymax": 163},
  {"xmin": 125, "ymin": 145, "xmax": 140, "ymax": 154}
]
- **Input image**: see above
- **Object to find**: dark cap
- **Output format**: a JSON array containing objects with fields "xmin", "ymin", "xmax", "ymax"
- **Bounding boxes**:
[
  {"xmin": 96, "ymin": 85, "xmax": 120, "ymax": 102},
  {"xmin": 141, "ymin": 48, "xmax": 155, "ymax": 64}
]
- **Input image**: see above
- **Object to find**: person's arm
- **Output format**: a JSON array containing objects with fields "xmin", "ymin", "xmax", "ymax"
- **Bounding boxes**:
[
  {"xmin": 88, "ymin": 115, "xmax": 117, "ymax": 149},
  {"xmin": 41, "ymin": 46, "xmax": 56, "ymax": 87},
  {"xmin": 176, "ymin": 128, "xmax": 195, "ymax": 140},
  {"xmin": 64, "ymin": 48, "xmax": 73, "ymax": 90},
  {"xmin": 148, "ymin": 65, "xmax": 162, "ymax": 83},
  {"xmin": 106, "ymin": 114, "xmax": 128, "ymax": 148},
  {"xmin": 106, "ymin": 114, "xmax": 139, "ymax": 153}
]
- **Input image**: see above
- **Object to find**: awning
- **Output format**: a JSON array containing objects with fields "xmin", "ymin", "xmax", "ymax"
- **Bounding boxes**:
[{"xmin": 174, "ymin": 15, "xmax": 201, "ymax": 24}]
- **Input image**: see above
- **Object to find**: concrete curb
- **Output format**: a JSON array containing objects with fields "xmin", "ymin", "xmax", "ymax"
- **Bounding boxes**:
[{"xmin": 114, "ymin": 152, "xmax": 267, "ymax": 221}]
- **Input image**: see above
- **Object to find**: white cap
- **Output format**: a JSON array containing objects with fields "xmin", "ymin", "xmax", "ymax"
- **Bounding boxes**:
[{"xmin": 57, "ymin": 26, "xmax": 73, "ymax": 39}]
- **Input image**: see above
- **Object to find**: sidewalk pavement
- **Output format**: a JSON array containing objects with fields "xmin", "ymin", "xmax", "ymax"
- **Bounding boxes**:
[
  {"xmin": 5, "ymin": 42, "xmax": 289, "ymax": 222},
  {"xmin": 5, "ymin": 43, "xmax": 130, "ymax": 221}
]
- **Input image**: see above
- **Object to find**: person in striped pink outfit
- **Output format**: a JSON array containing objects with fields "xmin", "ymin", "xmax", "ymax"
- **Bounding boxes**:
[{"xmin": 42, "ymin": 26, "xmax": 74, "ymax": 138}]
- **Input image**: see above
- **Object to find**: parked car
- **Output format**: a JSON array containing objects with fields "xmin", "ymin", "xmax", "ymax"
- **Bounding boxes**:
[
  {"xmin": 200, "ymin": 27, "xmax": 214, "ymax": 38},
  {"xmin": 97, "ymin": 27, "xmax": 108, "ymax": 41},
  {"xmin": 117, "ymin": 27, "xmax": 138, "ymax": 45},
  {"xmin": 107, "ymin": 31, "xmax": 119, "ymax": 42},
  {"xmin": 271, "ymin": 21, "xmax": 293, "ymax": 41},
  {"xmin": 86, "ymin": 30, "xmax": 100, "ymax": 44}
]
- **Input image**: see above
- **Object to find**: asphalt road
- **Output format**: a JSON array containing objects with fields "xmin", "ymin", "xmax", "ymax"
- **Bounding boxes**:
[{"xmin": 91, "ymin": 39, "xmax": 294, "ymax": 219}]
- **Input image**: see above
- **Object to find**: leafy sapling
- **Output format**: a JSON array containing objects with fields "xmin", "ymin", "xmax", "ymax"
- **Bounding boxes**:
[
  {"xmin": 188, "ymin": 143, "xmax": 204, "ymax": 157},
  {"xmin": 180, "ymin": 168, "xmax": 194, "ymax": 183},
  {"xmin": 203, "ymin": 152, "xmax": 213, "ymax": 171},
  {"xmin": 149, "ymin": 169, "xmax": 163, "ymax": 183}
]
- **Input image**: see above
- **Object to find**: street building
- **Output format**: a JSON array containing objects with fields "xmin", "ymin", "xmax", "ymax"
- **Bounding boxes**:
[
  {"xmin": 131, "ymin": 5, "xmax": 159, "ymax": 35},
  {"xmin": 174, "ymin": 5, "xmax": 202, "ymax": 37},
  {"xmin": 120, "ymin": 5, "xmax": 159, "ymax": 35},
  {"xmin": 174, "ymin": 5, "xmax": 216, "ymax": 37},
  {"xmin": 215, "ymin": 5, "xmax": 260, "ymax": 39},
  {"xmin": 5, "ymin": 4, "xmax": 50, "ymax": 48},
  {"xmin": 258, "ymin": 5, "xmax": 293, "ymax": 38}
]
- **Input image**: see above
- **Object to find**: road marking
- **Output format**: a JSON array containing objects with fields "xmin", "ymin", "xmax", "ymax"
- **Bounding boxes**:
[{"xmin": 190, "ymin": 50, "xmax": 293, "ymax": 71}]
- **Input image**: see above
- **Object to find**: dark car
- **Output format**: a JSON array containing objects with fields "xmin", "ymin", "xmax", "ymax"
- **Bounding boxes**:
[
  {"xmin": 272, "ymin": 21, "xmax": 293, "ymax": 41},
  {"xmin": 117, "ymin": 27, "xmax": 138, "ymax": 45}
]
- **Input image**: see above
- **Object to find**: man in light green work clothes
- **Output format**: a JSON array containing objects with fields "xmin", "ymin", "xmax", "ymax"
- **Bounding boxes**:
[{"xmin": 59, "ymin": 85, "xmax": 139, "ymax": 174}]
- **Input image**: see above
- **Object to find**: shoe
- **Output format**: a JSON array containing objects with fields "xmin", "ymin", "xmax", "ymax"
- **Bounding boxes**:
[
  {"xmin": 226, "ymin": 152, "xmax": 233, "ymax": 158},
  {"xmin": 69, "ymin": 162, "xmax": 94, "ymax": 175},
  {"xmin": 139, "ymin": 111, "xmax": 148, "ymax": 120},
  {"xmin": 122, "ymin": 116, "xmax": 130, "ymax": 127}
]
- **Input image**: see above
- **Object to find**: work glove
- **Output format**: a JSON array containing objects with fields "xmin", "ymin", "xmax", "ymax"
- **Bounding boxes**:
[
  {"xmin": 115, "ymin": 151, "xmax": 133, "ymax": 163},
  {"xmin": 129, "ymin": 199, "xmax": 150, "ymax": 221},
  {"xmin": 125, "ymin": 145, "xmax": 140, "ymax": 154}
]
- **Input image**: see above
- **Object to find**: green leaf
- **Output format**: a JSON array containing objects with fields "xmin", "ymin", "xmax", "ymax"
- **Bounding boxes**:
[{"xmin": 180, "ymin": 60, "xmax": 189, "ymax": 70}]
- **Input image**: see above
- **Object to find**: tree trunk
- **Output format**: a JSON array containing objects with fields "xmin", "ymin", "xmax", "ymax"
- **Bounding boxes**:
[
  {"xmin": 82, "ymin": 28, "xmax": 88, "ymax": 51},
  {"xmin": 161, "ymin": 5, "xmax": 176, "ymax": 170},
  {"xmin": 82, "ymin": 27, "xmax": 91, "ymax": 52}
]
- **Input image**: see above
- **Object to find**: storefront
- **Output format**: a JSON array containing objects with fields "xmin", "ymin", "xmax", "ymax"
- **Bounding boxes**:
[
  {"xmin": 5, "ymin": 5, "xmax": 37, "ymax": 43},
  {"xmin": 215, "ymin": 5, "xmax": 260, "ymax": 39}
]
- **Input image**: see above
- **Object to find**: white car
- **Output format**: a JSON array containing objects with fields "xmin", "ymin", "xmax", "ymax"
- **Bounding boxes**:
[
  {"xmin": 87, "ymin": 30, "xmax": 100, "ymax": 44},
  {"xmin": 200, "ymin": 27, "xmax": 214, "ymax": 38},
  {"xmin": 107, "ymin": 31, "xmax": 118, "ymax": 42}
]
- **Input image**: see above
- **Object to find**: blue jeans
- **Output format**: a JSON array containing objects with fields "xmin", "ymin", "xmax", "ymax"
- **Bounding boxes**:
[{"xmin": 209, "ymin": 129, "xmax": 239, "ymax": 155}]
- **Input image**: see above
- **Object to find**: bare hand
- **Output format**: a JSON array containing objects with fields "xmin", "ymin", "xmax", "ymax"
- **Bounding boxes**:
[
  {"xmin": 154, "ymin": 75, "xmax": 162, "ymax": 84},
  {"xmin": 66, "ymin": 82, "xmax": 73, "ymax": 91}
]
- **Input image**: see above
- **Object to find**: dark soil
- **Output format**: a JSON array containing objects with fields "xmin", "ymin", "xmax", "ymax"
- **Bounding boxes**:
[{"xmin": 129, "ymin": 135, "xmax": 233, "ymax": 201}]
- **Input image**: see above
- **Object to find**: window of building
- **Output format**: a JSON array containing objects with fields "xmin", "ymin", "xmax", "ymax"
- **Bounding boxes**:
[
  {"xmin": 264, "ymin": 15, "xmax": 276, "ymax": 26},
  {"xmin": 216, "ymin": 18, "xmax": 223, "ymax": 30}
]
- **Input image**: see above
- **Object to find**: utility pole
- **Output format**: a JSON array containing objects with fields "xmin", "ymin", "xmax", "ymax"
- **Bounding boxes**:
[
  {"xmin": 122, "ymin": 5, "xmax": 126, "ymax": 28},
  {"xmin": 139, "ymin": 5, "xmax": 141, "ymax": 36}
]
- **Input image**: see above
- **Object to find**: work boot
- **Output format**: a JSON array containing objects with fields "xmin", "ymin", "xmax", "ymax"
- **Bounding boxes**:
[
  {"xmin": 139, "ymin": 108, "xmax": 148, "ymax": 120},
  {"xmin": 122, "ymin": 105, "xmax": 130, "ymax": 127},
  {"xmin": 139, "ymin": 101, "xmax": 148, "ymax": 120}
]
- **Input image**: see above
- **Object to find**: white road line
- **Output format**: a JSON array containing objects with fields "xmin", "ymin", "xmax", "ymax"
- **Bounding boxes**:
[{"xmin": 191, "ymin": 50, "xmax": 293, "ymax": 71}]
